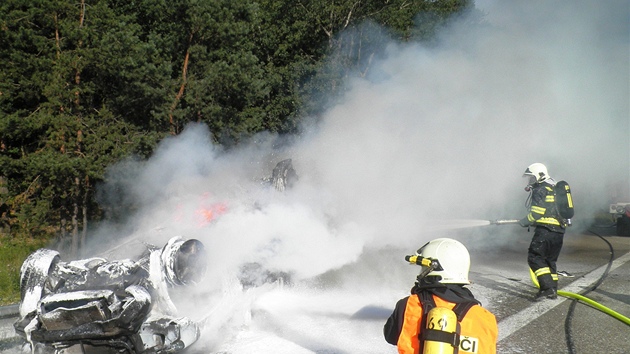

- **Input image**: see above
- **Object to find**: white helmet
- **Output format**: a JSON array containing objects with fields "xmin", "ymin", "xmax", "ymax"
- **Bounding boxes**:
[
  {"xmin": 523, "ymin": 163, "xmax": 550, "ymax": 183},
  {"xmin": 415, "ymin": 238, "xmax": 470, "ymax": 284}
]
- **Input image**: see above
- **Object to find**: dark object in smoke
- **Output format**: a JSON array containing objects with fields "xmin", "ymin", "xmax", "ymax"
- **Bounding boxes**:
[
  {"xmin": 175, "ymin": 239, "xmax": 207, "ymax": 284},
  {"xmin": 162, "ymin": 238, "xmax": 207, "ymax": 286},
  {"xmin": 262, "ymin": 159, "xmax": 298, "ymax": 192},
  {"xmin": 617, "ymin": 213, "xmax": 630, "ymax": 236},
  {"xmin": 238, "ymin": 262, "xmax": 292, "ymax": 289},
  {"xmin": 14, "ymin": 236, "xmax": 204, "ymax": 354}
]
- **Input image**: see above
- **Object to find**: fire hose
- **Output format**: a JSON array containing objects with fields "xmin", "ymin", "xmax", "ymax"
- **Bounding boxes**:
[
  {"xmin": 489, "ymin": 220, "xmax": 630, "ymax": 326},
  {"xmin": 558, "ymin": 291, "xmax": 630, "ymax": 325},
  {"xmin": 527, "ymin": 269, "xmax": 630, "ymax": 325}
]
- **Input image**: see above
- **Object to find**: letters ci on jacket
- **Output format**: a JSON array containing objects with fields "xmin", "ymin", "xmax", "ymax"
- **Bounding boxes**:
[{"xmin": 383, "ymin": 238, "xmax": 498, "ymax": 354}]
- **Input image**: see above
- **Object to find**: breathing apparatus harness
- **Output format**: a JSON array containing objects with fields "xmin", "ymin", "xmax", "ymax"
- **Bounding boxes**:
[
  {"xmin": 406, "ymin": 255, "xmax": 479, "ymax": 354},
  {"xmin": 524, "ymin": 176, "xmax": 574, "ymax": 230}
]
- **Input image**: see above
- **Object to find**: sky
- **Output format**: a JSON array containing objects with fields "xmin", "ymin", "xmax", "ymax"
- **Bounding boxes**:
[{"xmin": 86, "ymin": 1, "xmax": 629, "ymax": 352}]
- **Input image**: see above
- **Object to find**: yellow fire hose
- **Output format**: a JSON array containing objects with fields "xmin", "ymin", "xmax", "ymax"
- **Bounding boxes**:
[
  {"xmin": 529, "ymin": 268, "xmax": 630, "ymax": 326},
  {"xmin": 556, "ymin": 290, "xmax": 630, "ymax": 325}
]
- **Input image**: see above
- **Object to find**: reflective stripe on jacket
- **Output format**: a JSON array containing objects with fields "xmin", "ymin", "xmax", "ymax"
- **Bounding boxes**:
[
  {"xmin": 526, "ymin": 182, "xmax": 564, "ymax": 232},
  {"xmin": 395, "ymin": 294, "xmax": 498, "ymax": 354}
]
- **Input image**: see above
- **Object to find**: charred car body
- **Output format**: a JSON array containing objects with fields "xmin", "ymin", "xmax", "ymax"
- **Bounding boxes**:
[
  {"xmin": 12, "ymin": 159, "xmax": 296, "ymax": 353},
  {"xmin": 14, "ymin": 237, "xmax": 206, "ymax": 354}
]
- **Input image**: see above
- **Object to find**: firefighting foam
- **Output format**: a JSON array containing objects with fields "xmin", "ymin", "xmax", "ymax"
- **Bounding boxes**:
[{"xmin": 73, "ymin": 1, "xmax": 627, "ymax": 353}]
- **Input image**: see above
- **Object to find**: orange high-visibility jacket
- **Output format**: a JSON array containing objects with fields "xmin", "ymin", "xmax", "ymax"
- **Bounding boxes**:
[{"xmin": 386, "ymin": 293, "xmax": 498, "ymax": 354}]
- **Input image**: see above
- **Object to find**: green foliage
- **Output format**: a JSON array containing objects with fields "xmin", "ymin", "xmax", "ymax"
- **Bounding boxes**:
[
  {"xmin": 0, "ymin": 0, "xmax": 473, "ymax": 246},
  {"xmin": 0, "ymin": 235, "xmax": 50, "ymax": 306}
]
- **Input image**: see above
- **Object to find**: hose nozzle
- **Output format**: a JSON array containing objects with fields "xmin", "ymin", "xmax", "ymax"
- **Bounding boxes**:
[{"xmin": 490, "ymin": 219, "xmax": 520, "ymax": 225}]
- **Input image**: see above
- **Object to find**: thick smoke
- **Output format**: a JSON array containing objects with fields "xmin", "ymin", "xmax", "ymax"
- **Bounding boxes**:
[{"xmin": 90, "ymin": 0, "xmax": 628, "ymax": 351}]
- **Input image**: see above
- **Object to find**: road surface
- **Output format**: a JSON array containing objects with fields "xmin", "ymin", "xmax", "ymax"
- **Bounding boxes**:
[{"xmin": 1, "ymin": 226, "xmax": 628, "ymax": 353}]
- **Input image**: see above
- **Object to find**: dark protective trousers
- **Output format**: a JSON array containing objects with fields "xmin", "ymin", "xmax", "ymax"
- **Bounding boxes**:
[{"xmin": 527, "ymin": 226, "xmax": 564, "ymax": 291}]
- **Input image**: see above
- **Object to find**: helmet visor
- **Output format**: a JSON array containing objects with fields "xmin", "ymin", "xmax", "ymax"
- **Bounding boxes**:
[{"xmin": 523, "ymin": 175, "xmax": 536, "ymax": 185}]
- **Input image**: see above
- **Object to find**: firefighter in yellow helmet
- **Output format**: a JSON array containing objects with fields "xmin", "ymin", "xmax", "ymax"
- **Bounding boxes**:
[
  {"xmin": 520, "ymin": 162, "xmax": 566, "ymax": 300},
  {"xmin": 383, "ymin": 238, "xmax": 498, "ymax": 354}
]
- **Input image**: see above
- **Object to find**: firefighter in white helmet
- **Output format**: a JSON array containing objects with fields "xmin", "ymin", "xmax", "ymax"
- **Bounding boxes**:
[
  {"xmin": 383, "ymin": 238, "xmax": 498, "ymax": 354},
  {"xmin": 520, "ymin": 162, "xmax": 566, "ymax": 300}
]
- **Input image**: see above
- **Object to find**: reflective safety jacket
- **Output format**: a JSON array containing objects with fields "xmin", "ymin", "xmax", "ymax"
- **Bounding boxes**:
[
  {"xmin": 525, "ymin": 181, "xmax": 565, "ymax": 232},
  {"xmin": 384, "ymin": 292, "xmax": 498, "ymax": 354}
]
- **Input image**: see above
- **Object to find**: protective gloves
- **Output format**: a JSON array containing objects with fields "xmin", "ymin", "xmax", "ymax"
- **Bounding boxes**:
[{"xmin": 518, "ymin": 218, "xmax": 530, "ymax": 227}]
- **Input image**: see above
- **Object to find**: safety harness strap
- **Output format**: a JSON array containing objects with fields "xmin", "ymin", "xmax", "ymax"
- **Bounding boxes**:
[
  {"xmin": 418, "ymin": 291, "xmax": 478, "ymax": 322},
  {"xmin": 422, "ymin": 328, "xmax": 459, "ymax": 346},
  {"xmin": 452, "ymin": 301, "xmax": 477, "ymax": 322},
  {"xmin": 418, "ymin": 291, "xmax": 434, "ymax": 335}
]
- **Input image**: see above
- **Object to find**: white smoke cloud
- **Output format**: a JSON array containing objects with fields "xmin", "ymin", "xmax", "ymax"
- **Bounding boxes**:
[{"xmin": 90, "ymin": 1, "xmax": 628, "ymax": 351}]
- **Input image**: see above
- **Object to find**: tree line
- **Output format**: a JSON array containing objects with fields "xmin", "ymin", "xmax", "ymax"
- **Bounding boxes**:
[{"xmin": 0, "ymin": 0, "xmax": 473, "ymax": 254}]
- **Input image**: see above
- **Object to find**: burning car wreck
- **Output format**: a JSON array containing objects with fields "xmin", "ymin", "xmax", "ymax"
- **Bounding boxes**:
[
  {"xmin": 10, "ymin": 158, "xmax": 299, "ymax": 353},
  {"xmin": 14, "ymin": 236, "xmax": 206, "ymax": 354}
]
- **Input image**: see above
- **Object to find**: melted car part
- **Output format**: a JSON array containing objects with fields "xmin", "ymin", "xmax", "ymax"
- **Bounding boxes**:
[
  {"xmin": 14, "ymin": 237, "xmax": 205, "ymax": 354},
  {"xmin": 26, "ymin": 285, "xmax": 151, "ymax": 343},
  {"xmin": 18, "ymin": 248, "xmax": 60, "ymax": 319},
  {"xmin": 161, "ymin": 237, "xmax": 207, "ymax": 286},
  {"xmin": 138, "ymin": 316, "xmax": 200, "ymax": 352}
]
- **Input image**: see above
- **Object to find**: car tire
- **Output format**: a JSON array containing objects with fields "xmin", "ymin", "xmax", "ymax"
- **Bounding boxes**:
[{"xmin": 18, "ymin": 248, "xmax": 60, "ymax": 318}]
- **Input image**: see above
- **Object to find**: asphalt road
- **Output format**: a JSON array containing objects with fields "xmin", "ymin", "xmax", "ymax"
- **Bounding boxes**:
[
  {"xmin": 1, "ymin": 225, "xmax": 629, "ymax": 353},
  {"xmin": 471, "ymin": 225, "xmax": 630, "ymax": 354}
]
